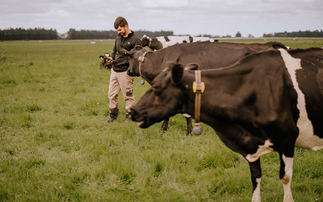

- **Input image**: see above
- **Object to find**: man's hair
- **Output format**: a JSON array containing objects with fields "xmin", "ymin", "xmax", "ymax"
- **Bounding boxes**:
[{"xmin": 114, "ymin": 16, "xmax": 128, "ymax": 29}]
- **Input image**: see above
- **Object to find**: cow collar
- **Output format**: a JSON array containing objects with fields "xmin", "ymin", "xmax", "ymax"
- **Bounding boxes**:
[
  {"xmin": 192, "ymin": 70, "xmax": 205, "ymax": 135},
  {"xmin": 138, "ymin": 51, "xmax": 148, "ymax": 78}
]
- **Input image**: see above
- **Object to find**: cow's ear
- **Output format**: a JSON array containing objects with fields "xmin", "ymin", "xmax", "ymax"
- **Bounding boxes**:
[
  {"xmin": 166, "ymin": 61, "xmax": 176, "ymax": 70},
  {"xmin": 184, "ymin": 63, "xmax": 199, "ymax": 70},
  {"xmin": 171, "ymin": 63, "xmax": 184, "ymax": 85}
]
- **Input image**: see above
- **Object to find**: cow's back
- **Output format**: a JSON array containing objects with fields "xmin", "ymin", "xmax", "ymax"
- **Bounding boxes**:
[{"xmin": 157, "ymin": 41, "xmax": 256, "ymax": 70}]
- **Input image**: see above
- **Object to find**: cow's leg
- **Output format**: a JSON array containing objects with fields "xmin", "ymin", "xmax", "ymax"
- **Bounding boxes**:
[
  {"xmin": 183, "ymin": 113, "xmax": 192, "ymax": 136},
  {"xmin": 161, "ymin": 118, "xmax": 169, "ymax": 133},
  {"xmin": 185, "ymin": 117, "xmax": 192, "ymax": 136},
  {"xmin": 249, "ymin": 159, "xmax": 262, "ymax": 202},
  {"xmin": 161, "ymin": 114, "xmax": 192, "ymax": 135},
  {"xmin": 279, "ymin": 153, "xmax": 294, "ymax": 202}
]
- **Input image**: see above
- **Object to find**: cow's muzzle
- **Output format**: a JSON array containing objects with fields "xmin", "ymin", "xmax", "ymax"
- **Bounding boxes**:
[
  {"xmin": 130, "ymin": 108, "xmax": 148, "ymax": 128},
  {"xmin": 127, "ymin": 69, "xmax": 136, "ymax": 77}
]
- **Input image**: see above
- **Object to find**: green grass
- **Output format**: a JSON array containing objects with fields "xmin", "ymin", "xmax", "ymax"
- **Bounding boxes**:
[{"xmin": 0, "ymin": 38, "xmax": 323, "ymax": 202}]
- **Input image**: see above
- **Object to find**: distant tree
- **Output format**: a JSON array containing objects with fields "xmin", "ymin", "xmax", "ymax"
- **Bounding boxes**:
[
  {"xmin": 235, "ymin": 31, "xmax": 242, "ymax": 37},
  {"xmin": 263, "ymin": 33, "xmax": 274, "ymax": 37},
  {"xmin": 248, "ymin": 34, "xmax": 254, "ymax": 38}
]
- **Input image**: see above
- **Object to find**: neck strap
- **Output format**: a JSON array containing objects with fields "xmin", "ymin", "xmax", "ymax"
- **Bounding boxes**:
[
  {"xmin": 192, "ymin": 70, "xmax": 205, "ymax": 135},
  {"xmin": 138, "ymin": 51, "xmax": 148, "ymax": 78}
]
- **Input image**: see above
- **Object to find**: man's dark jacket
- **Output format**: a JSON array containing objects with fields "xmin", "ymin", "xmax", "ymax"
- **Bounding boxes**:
[{"xmin": 111, "ymin": 31, "xmax": 142, "ymax": 72}]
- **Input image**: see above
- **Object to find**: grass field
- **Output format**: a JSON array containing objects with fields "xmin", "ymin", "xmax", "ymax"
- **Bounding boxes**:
[{"xmin": 1, "ymin": 38, "xmax": 323, "ymax": 202}]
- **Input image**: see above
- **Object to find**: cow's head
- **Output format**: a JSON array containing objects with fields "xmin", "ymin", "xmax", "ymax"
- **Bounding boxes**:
[
  {"xmin": 189, "ymin": 36, "xmax": 193, "ymax": 43},
  {"xmin": 141, "ymin": 35, "xmax": 149, "ymax": 47},
  {"xmin": 99, "ymin": 53, "xmax": 112, "ymax": 69},
  {"xmin": 131, "ymin": 62, "xmax": 198, "ymax": 128},
  {"xmin": 118, "ymin": 45, "xmax": 146, "ymax": 77}
]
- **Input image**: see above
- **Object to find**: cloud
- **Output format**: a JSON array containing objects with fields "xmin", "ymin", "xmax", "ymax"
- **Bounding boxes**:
[{"xmin": 0, "ymin": 0, "xmax": 322, "ymax": 37}]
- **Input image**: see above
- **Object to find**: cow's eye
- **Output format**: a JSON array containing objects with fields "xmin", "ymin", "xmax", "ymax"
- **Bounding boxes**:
[{"xmin": 152, "ymin": 85, "xmax": 161, "ymax": 94}]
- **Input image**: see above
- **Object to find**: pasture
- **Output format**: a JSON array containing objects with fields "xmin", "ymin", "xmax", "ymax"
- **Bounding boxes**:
[{"xmin": 0, "ymin": 38, "xmax": 322, "ymax": 201}]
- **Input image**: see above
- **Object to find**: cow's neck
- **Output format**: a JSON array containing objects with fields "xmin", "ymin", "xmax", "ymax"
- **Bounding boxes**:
[
  {"xmin": 140, "ymin": 52, "xmax": 165, "ymax": 85},
  {"xmin": 181, "ymin": 67, "xmax": 255, "ymax": 127}
]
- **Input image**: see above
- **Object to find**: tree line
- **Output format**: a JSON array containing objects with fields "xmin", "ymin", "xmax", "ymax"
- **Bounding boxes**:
[
  {"xmin": 0, "ymin": 28, "xmax": 58, "ymax": 40},
  {"xmin": 0, "ymin": 28, "xmax": 174, "ymax": 41},
  {"xmin": 263, "ymin": 30, "xmax": 323, "ymax": 37},
  {"xmin": 1, "ymin": 27, "xmax": 323, "ymax": 41},
  {"xmin": 66, "ymin": 29, "xmax": 174, "ymax": 40}
]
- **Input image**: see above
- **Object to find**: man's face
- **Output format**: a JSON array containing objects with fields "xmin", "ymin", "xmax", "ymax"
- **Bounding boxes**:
[{"xmin": 117, "ymin": 26, "xmax": 126, "ymax": 36}]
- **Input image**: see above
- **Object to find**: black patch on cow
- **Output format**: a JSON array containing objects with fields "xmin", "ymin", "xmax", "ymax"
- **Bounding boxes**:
[
  {"xmin": 271, "ymin": 41, "xmax": 288, "ymax": 50},
  {"xmin": 296, "ymin": 53, "xmax": 323, "ymax": 138},
  {"xmin": 164, "ymin": 36, "xmax": 170, "ymax": 42}
]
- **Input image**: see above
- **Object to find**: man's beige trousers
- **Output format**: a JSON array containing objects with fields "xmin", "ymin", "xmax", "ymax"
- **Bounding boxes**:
[{"xmin": 108, "ymin": 69, "xmax": 135, "ymax": 114}]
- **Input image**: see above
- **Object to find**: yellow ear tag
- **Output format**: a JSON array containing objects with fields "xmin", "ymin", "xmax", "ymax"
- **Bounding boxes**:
[
  {"xmin": 149, "ymin": 38, "xmax": 153, "ymax": 42},
  {"xmin": 192, "ymin": 82, "xmax": 205, "ymax": 93}
]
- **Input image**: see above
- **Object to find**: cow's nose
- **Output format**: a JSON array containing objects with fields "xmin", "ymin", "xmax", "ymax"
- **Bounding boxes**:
[{"xmin": 127, "ymin": 70, "xmax": 136, "ymax": 77}]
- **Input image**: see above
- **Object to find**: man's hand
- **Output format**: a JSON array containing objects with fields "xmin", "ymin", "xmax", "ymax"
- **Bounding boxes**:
[{"xmin": 107, "ymin": 57, "xmax": 114, "ymax": 64}]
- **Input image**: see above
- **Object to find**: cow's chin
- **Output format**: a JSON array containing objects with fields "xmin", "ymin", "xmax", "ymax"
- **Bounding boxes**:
[
  {"xmin": 134, "ymin": 115, "xmax": 161, "ymax": 129},
  {"xmin": 137, "ymin": 121, "xmax": 146, "ymax": 128},
  {"xmin": 136, "ymin": 118, "xmax": 154, "ymax": 128}
]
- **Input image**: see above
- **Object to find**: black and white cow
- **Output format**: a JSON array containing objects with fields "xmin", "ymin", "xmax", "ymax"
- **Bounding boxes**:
[
  {"xmin": 131, "ymin": 47, "xmax": 323, "ymax": 202},
  {"xmin": 155, "ymin": 35, "xmax": 193, "ymax": 48}
]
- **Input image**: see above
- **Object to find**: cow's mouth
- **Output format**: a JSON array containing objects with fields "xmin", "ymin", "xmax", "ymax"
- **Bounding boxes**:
[
  {"xmin": 127, "ymin": 69, "xmax": 140, "ymax": 77},
  {"xmin": 131, "ymin": 109, "xmax": 161, "ymax": 129},
  {"xmin": 136, "ymin": 119, "xmax": 150, "ymax": 128},
  {"xmin": 131, "ymin": 110, "xmax": 148, "ymax": 128},
  {"xmin": 137, "ymin": 121, "xmax": 144, "ymax": 127},
  {"xmin": 133, "ymin": 115, "xmax": 151, "ymax": 128}
]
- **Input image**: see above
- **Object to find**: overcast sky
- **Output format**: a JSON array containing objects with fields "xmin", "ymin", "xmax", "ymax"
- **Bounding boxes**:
[{"xmin": 1, "ymin": 0, "xmax": 322, "ymax": 37}]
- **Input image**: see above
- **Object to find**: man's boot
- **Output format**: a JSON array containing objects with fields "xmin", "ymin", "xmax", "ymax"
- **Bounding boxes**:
[
  {"xmin": 121, "ymin": 108, "xmax": 131, "ymax": 124},
  {"xmin": 123, "ymin": 113, "xmax": 131, "ymax": 123},
  {"xmin": 105, "ymin": 108, "xmax": 119, "ymax": 123}
]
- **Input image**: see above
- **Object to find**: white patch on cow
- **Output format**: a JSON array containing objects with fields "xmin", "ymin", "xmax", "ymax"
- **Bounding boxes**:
[
  {"xmin": 193, "ymin": 37, "xmax": 213, "ymax": 43},
  {"xmin": 246, "ymin": 140, "xmax": 274, "ymax": 162},
  {"xmin": 282, "ymin": 155, "xmax": 294, "ymax": 202},
  {"xmin": 279, "ymin": 48, "xmax": 323, "ymax": 151},
  {"xmin": 156, "ymin": 35, "xmax": 191, "ymax": 48},
  {"xmin": 252, "ymin": 178, "xmax": 262, "ymax": 202},
  {"xmin": 142, "ymin": 34, "xmax": 149, "ymax": 39}
]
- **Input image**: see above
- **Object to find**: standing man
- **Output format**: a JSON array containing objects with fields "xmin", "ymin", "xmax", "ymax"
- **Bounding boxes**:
[{"xmin": 105, "ymin": 16, "xmax": 142, "ymax": 123}]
